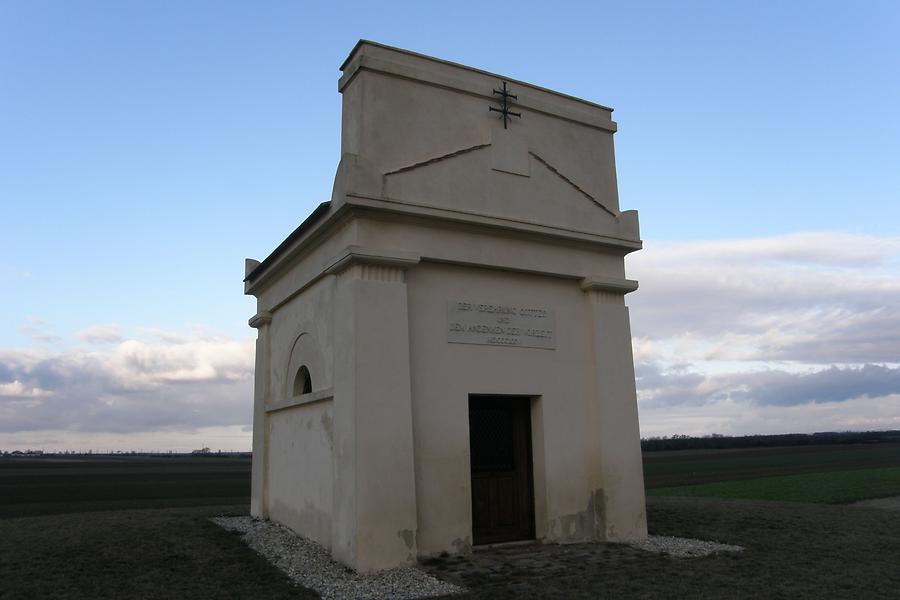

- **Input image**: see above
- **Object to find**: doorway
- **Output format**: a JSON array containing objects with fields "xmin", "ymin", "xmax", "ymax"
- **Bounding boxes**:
[{"xmin": 468, "ymin": 395, "xmax": 535, "ymax": 545}]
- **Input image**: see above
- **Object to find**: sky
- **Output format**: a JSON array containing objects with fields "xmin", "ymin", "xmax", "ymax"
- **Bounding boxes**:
[{"xmin": 1, "ymin": 1, "xmax": 898, "ymax": 451}]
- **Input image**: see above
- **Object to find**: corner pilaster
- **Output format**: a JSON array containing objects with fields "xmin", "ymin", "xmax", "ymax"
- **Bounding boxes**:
[
  {"xmin": 581, "ymin": 276, "xmax": 648, "ymax": 540},
  {"xmin": 249, "ymin": 310, "xmax": 273, "ymax": 518},
  {"xmin": 329, "ymin": 247, "xmax": 421, "ymax": 571}
]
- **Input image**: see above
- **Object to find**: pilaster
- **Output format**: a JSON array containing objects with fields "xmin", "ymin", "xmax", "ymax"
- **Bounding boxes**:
[
  {"xmin": 581, "ymin": 276, "xmax": 648, "ymax": 540},
  {"xmin": 248, "ymin": 310, "xmax": 273, "ymax": 518},
  {"xmin": 330, "ymin": 247, "xmax": 421, "ymax": 571}
]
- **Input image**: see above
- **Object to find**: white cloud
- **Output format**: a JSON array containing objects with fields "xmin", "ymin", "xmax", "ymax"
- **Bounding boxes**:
[
  {"xmin": 139, "ymin": 327, "xmax": 190, "ymax": 344},
  {"xmin": 0, "ymin": 266, "xmax": 32, "ymax": 280},
  {"xmin": 639, "ymin": 393, "xmax": 900, "ymax": 439},
  {"xmin": 16, "ymin": 316, "xmax": 61, "ymax": 343},
  {"xmin": 76, "ymin": 324, "xmax": 122, "ymax": 344},
  {"xmin": 628, "ymin": 232, "xmax": 900, "ymax": 363},
  {"xmin": 0, "ymin": 332, "xmax": 255, "ymax": 436},
  {"xmin": 17, "ymin": 316, "xmax": 45, "ymax": 333},
  {"xmin": 2, "ymin": 231, "xmax": 899, "ymax": 448},
  {"xmin": 631, "ymin": 232, "xmax": 900, "ymax": 268},
  {"xmin": 628, "ymin": 231, "xmax": 900, "ymax": 436},
  {"xmin": 0, "ymin": 380, "xmax": 53, "ymax": 398},
  {"xmin": 0, "ymin": 425, "xmax": 251, "ymax": 453},
  {"xmin": 104, "ymin": 336, "xmax": 252, "ymax": 388},
  {"xmin": 636, "ymin": 362, "xmax": 900, "ymax": 409}
]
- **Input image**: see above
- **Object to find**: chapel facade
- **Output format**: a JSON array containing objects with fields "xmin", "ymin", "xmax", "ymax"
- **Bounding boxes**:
[{"xmin": 244, "ymin": 41, "xmax": 647, "ymax": 572}]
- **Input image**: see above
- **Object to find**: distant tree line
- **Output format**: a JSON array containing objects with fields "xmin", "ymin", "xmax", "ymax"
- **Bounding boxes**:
[
  {"xmin": 1, "ymin": 450, "xmax": 252, "ymax": 458},
  {"xmin": 641, "ymin": 430, "xmax": 900, "ymax": 452}
]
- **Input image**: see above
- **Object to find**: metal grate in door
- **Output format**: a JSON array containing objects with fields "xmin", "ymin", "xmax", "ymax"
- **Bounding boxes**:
[{"xmin": 469, "ymin": 406, "xmax": 515, "ymax": 472}]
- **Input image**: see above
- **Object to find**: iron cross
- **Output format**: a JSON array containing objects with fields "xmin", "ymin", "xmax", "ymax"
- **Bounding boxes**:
[{"xmin": 489, "ymin": 81, "xmax": 522, "ymax": 129}]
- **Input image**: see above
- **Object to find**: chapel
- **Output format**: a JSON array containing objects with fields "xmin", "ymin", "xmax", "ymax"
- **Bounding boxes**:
[{"xmin": 244, "ymin": 40, "xmax": 647, "ymax": 571}]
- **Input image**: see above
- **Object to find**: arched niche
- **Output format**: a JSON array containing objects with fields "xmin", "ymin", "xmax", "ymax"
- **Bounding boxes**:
[
  {"xmin": 293, "ymin": 365, "xmax": 312, "ymax": 396},
  {"xmin": 283, "ymin": 331, "xmax": 327, "ymax": 401}
]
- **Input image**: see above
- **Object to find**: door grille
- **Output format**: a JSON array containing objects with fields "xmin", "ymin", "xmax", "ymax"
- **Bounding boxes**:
[{"xmin": 469, "ymin": 406, "xmax": 515, "ymax": 472}]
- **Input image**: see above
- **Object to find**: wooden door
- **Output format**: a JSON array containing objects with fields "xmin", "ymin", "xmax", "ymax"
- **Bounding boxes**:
[{"xmin": 469, "ymin": 396, "xmax": 535, "ymax": 545}]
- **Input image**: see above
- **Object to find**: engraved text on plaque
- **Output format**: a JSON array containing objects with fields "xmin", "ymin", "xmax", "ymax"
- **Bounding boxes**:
[{"xmin": 447, "ymin": 301, "xmax": 556, "ymax": 349}]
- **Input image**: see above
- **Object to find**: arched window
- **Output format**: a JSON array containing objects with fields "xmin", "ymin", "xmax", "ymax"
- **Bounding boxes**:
[{"xmin": 293, "ymin": 365, "xmax": 312, "ymax": 396}]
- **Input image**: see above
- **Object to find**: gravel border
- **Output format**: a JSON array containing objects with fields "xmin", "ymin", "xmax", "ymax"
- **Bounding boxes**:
[
  {"xmin": 628, "ymin": 534, "xmax": 744, "ymax": 557},
  {"xmin": 851, "ymin": 495, "xmax": 900, "ymax": 511},
  {"xmin": 211, "ymin": 516, "xmax": 463, "ymax": 600}
]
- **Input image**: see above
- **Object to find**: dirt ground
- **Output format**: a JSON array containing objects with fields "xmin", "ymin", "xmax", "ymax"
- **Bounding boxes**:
[
  {"xmin": 420, "ymin": 496, "xmax": 900, "ymax": 599},
  {"xmin": 4, "ymin": 496, "xmax": 900, "ymax": 599}
]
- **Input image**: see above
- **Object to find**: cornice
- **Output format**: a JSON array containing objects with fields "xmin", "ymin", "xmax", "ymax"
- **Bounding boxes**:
[
  {"xmin": 248, "ymin": 311, "xmax": 273, "ymax": 329},
  {"xmin": 323, "ymin": 245, "xmax": 422, "ymax": 276},
  {"xmin": 580, "ymin": 275, "xmax": 639, "ymax": 294},
  {"xmin": 339, "ymin": 41, "xmax": 617, "ymax": 133}
]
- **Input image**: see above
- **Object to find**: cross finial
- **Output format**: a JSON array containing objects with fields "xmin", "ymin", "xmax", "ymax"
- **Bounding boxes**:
[{"xmin": 489, "ymin": 81, "xmax": 522, "ymax": 129}]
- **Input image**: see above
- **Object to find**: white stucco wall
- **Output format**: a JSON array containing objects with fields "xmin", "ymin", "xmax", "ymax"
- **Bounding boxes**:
[
  {"xmin": 260, "ymin": 276, "xmax": 337, "ymax": 548},
  {"xmin": 267, "ymin": 401, "xmax": 334, "ymax": 547},
  {"xmin": 267, "ymin": 277, "xmax": 335, "ymax": 400},
  {"xmin": 247, "ymin": 40, "xmax": 647, "ymax": 572},
  {"xmin": 406, "ymin": 262, "xmax": 608, "ymax": 555}
]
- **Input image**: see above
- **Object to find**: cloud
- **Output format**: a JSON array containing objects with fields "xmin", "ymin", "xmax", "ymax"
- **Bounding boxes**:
[
  {"xmin": 0, "ymin": 332, "xmax": 255, "ymax": 435},
  {"xmin": 3, "ymin": 231, "xmax": 899, "ymax": 447},
  {"xmin": 76, "ymin": 324, "xmax": 122, "ymax": 344},
  {"xmin": 139, "ymin": 327, "xmax": 190, "ymax": 344},
  {"xmin": 628, "ymin": 232, "xmax": 900, "ymax": 364},
  {"xmin": 0, "ymin": 425, "xmax": 251, "ymax": 453},
  {"xmin": 17, "ymin": 316, "xmax": 45, "ymax": 333},
  {"xmin": 628, "ymin": 231, "xmax": 900, "ymax": 436},
  {"xmin": 0, "ymin": 266, "xmax": 32, "ymax": 280},
  {"xmin": 31, "ymin": 334, "xmax": 62, "ymax": 343},
  {"xmin": 641, "ymin": 232, "xmax": 900, "ymax": 268},
  {"xmin": 0, "ymin": 380, "xmax": 53, "ymax": 398},
  {"xmin": 637, "ymin": 362, "xmax": 900, "ymax": 408},
  {"xmin": 17, "ymin": 317, "xmax": 61, "ymax": 343},
  {"xmin": 743, "ymin": 364, "xmax": 900, "ymax": 406},
  {"xmin": 638, "ymin": 393, "xmax": 900, "ymax": 439}
]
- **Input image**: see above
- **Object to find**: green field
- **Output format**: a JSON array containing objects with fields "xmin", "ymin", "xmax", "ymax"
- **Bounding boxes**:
[
  {"xmin": 643, "ymin": 443, "xmax": 900, "ymax": 504},
  {"xmin": 5, "ymin": 443, "xmax": 896, "ymax": 519},
  {"xmin": 648, "ymin": 466, "xmax": 900, "ymax": 503},
  {"xmin": 0, "ymin": 454, "xmax": 251, "ymax": 518},
  {"xmin": 3, "ymin": 446, "xmax": 900, "ymax": 599},
  {"xmin": 643, "ymin": 442, "xmax": 900, "ymax": 487},
  {"xmin": 0, "ymin": 455, "xmax": 311, "ymax": 599}
]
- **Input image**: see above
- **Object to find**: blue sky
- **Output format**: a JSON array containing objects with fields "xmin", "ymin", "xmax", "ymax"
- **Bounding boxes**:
[{"xmin": 1, "ymin": 1, "xmax": 899, "ymax": 450}]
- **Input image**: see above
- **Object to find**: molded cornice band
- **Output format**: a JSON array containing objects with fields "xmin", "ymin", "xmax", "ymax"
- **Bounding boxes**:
[
  {"xmin": 248, "ymin": 311, "xmax": 273, "ymax": 328},
  {"xmin": 339, "ymin": 41, "xmax": 617, "ymax": 133},
  {"xmin": 324, "ymin": 245, "xmax": 422, "ymax": 276},
  {"xmin": 580, "ymin": 275, "xmax": 639, "ymax": 294}
]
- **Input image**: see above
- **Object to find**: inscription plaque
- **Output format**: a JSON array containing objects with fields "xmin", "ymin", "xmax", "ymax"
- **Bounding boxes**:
[{"xmin": 447, "ymin": 301, "xmax": 556, "ymax": 350}]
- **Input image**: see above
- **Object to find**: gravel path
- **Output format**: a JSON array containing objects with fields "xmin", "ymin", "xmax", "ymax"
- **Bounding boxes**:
[
  {"xmin": 213, "ymin": 515, "xmax": 740, "ymax": 598},
  {"xmin": 851, "ymin": 495, "xmax": 900, "ymax": 511},
  {"xmin": 211, "ymin": 516, "xmax": 463, "ymax": 600},
  {"xmin": 627, "ymin": 535, "xmax": 744, "ymax": 557}
]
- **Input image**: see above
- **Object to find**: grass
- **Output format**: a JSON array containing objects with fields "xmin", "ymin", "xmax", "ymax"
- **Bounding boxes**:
[
  {"xmin": 0, "ymin": 455, "xmax": 312, "ymax": 599},
  {"xmin": 0, "ymin": 504, "xmax": 314, "ymax": 600},
  {"xmin": 643, "ymin": 442, "xmax": 900, "ymax": 488},
  {"xmin": 3, "ymin": 447, "xmax": 900, "ymax": 598},
  {"xmin": 0, "ymin": 455, "xmax": 250, "ymax": 518},
  {"xmin": 647, "ymin": 465, "xmax": 900, "ymax": 504},
  {"xmin": 426, "ymin": 496, "xmax": 900, "ymax": 599},
  {"xmin": 7, "ymin": 495, "xmax": 900, "ymax": 599}
]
